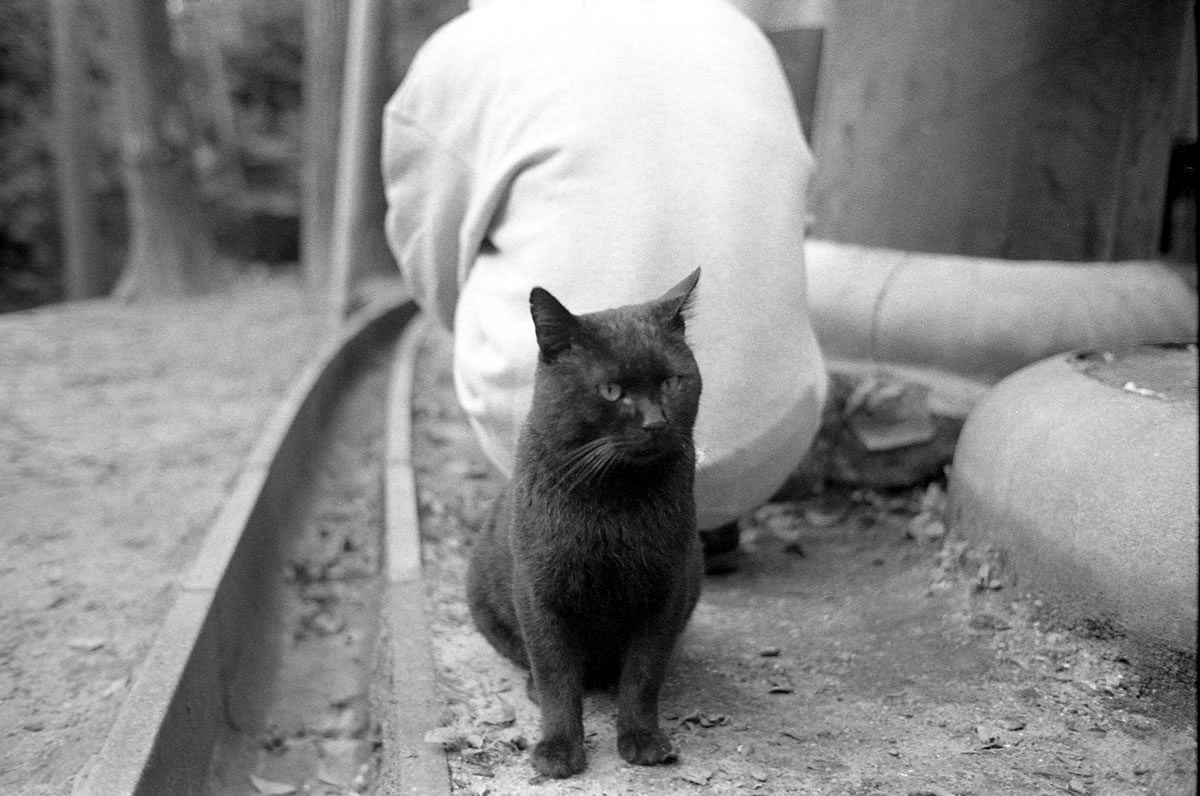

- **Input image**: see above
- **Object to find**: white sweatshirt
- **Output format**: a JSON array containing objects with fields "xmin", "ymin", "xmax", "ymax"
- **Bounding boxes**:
[{"xmin": 383, "ymin": 0, "xmax": 827, "ymax": 528}]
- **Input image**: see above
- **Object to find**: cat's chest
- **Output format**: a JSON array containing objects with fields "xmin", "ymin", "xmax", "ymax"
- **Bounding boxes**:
[
  {"xmin": 516, "ymin": 494, "xmax": 691, "ymax": 613},
  {"xmin": 537, "ymin": 541, "xmax": 678, "ymax": 618}
]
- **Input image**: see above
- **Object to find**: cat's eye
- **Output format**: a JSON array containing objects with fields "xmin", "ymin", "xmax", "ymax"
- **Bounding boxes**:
[
  {"xmin": 597, "ymin": 383, "xmax": 623, "ymax": 402},
  {"xmin": 663, "ymin": 376, "xmax": 683, "ymax": 391}
]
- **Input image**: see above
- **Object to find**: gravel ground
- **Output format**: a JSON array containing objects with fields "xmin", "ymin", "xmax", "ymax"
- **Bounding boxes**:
[
  {"xmin": 0, "ymin": 273, "xmax": 323, "ymax": 795},
  {"xmin": 409, "ymin": 325, "xmax": 1197, "ymax": 796},
  {"xmin": 1, "ymin": 280, "xmax": 1194, "ymax": 796}
]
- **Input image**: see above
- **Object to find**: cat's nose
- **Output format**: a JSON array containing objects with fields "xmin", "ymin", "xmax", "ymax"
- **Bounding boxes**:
[{"xmin": 639, "ymin": 401, "xmax": 666, "ymax": 429}]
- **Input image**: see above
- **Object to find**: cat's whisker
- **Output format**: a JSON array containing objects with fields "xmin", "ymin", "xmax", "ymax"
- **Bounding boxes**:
[
  {"xmin": 547, "ymin": 437, "xmax": 613, "ymax": 493},
  {"xmin": 573, "ymin": 442, "xmax": 621, "ymax": 492},
  {"xmin": 589, "ymin": 444, "xmax": 621, "ymax": 487},
  {"xmin": 555, "ymin": 450, "xmax": 596, "ymax": 493}
]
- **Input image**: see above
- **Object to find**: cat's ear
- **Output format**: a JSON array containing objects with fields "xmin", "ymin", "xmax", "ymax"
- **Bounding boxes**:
[
  {"xmin": 530, "ymin": 287, "xmax": 580, "ymax": 362},
  {"xmin": 657, "ymin": 268, "xmax": 700, "ymax": 333}
]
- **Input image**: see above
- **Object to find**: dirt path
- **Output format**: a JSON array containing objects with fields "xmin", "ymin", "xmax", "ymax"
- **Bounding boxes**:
[
  {"xmin": 410, "ymin": 326, "xmax": 1197, "ymax": 796},
  {"xmin": 0, "ymin": 274, "xmax": 323, "ymax": 795}
]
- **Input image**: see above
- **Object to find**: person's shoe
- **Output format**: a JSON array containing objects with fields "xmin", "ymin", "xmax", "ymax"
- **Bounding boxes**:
[{"xmin": 700, "ymin": 521, "xmax": 740, "ymax": 575}]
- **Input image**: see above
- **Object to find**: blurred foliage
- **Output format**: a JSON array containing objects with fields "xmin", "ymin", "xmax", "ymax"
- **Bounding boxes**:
[
  {"xmin": 0, "ymin": 0, "xmax": 311, "ymax": 313},
  {"xmin": 225, "ymin": 1, "xmax": 303, "ymax": 136},
  {"xmin": 0, "ymin": 0, "xmax": 58, "ymax": 311},
  {"xmin": 0, "ymin": 0, "xmax": 465, "ymax": 313}
]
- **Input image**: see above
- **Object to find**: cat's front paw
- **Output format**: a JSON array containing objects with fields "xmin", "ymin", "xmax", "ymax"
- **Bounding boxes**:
[
  {"xmin": 531, "ymin": 736, "xmax": 587, "ymax": 778},
  {"xmin": 617, "ymin": 728, "xmax": 678, "ymax": 766}
]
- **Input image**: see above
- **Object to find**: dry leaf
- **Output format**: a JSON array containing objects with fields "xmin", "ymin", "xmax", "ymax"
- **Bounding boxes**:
[
  {"xmin": 907, "ymin": 512, "xmax": 946, "ymax": 544},
  {"xmin": 908, "ymin": 786, "xmax": 956, "ymax": 796},
  {"xmin": 249, "ymin": 773, "xmax": 297, "ymax": 794},
  {"xmin": 975, "ymin": 724, "xmax": 1004, "ymax": 747},
  {"xmin": 480, "ymin": 696, "xmax": 516, "ymax": 726},
  {"xmin": 679, "ymin": 767, "xmax": 714, "ymax": 786},
  {"xmin": 101, "ymin": 677, "xmax": 128, "ymax": 698},
  {"xmin": 68, "ymin": 637, "xmax": 106, "ymax": 652},
  {"xmin": 423, "ymin": 726, "xmax": 461, "ymax": 748},
  {"xmin": 314, "ymin": 761, "xmax": 347, "ymax": 788}
]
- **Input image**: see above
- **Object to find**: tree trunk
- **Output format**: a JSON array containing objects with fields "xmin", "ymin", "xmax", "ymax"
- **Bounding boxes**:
[
  {"xmin": 107, "ymin": 0, "xmax": 225, "ymax": 300},
  {"xmin": 50, "ymin": 0, "xmax": 107, "ymax": 300},
  {"xmin": 302, "ymin": 0, "xmax": 349, "ymax": 291}
]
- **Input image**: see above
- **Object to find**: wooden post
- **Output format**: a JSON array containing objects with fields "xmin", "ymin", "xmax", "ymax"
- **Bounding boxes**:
[
  {"xmin": 328, "ymin": 0, "xmax": 386, "ymax": 330},
  {"xmin": 302, "ymin": 0, "xmax": 348, "ymax": 293},
  {"xmin": 50, "ymin": 0, "xmax": 106, "ymax": 299},
  {"xmin": 811, "ymin": 0, "xmax": 1193, "ymax": 261}
]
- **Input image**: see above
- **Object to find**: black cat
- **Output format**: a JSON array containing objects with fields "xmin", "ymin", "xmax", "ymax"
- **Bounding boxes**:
[{"xmin": 467, "ymin": 269, "xmax": 704, "ymax": 778}]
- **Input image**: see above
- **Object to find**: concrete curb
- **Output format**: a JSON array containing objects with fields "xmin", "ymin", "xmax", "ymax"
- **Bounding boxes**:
[
  {"xmin": 374, "ymin": 314, "xmax": 455, "ymax": 796},
  {"xmin": 947, "ymin": 345, "xmax": 1199, "ymax": 655},
  {"xmin": 806, "ymin": 239, "xmax": 1198, "ymax": 384},
  {"xmin": 75, "ymin": 295, "xmax": 418, "ymax": 796}
]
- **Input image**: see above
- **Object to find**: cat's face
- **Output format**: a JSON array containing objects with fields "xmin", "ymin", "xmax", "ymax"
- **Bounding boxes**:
[{"xmin": 525, "ymin": 271, "xmax": 702, "ymax": 482}]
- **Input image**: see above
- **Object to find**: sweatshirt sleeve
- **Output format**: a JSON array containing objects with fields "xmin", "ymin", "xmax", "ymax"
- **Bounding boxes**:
[{"xmin": 382, "ymin": 101, "xmax": 474, "ymax": 331}]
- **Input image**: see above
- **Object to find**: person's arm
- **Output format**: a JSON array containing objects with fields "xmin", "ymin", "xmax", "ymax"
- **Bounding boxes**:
[{"xmin": 382, "ymin": 98, "xmax": 474, "ymax": 331}]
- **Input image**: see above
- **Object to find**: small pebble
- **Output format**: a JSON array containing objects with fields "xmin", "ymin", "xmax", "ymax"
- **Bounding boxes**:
[{"xmin": 759, "ymin": 646, "xmax": 781, "ymax": 657}]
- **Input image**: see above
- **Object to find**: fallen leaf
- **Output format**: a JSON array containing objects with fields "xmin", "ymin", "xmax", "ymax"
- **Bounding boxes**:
[
  {"xmin": 318, "ymin": 737, "xmax": 367, "ymax": 783},
  {"xmin": 969, "ymin": 613, "xmax": 1011, "ymax": 632},
  {"xmin": 68, "ymin": 637, "xmax": 106, "ymax": 652},
  {"xmin": 101, "ymin": 677, "xmax": 128, "ymax": 698},
  {"xmin": 302, "ymin": 607, "xmax": 346, "ymax": 636},
  {"xmin": 1122, "ymin": 381, "xmax": 1165, "ymax": 399},
  {"xmin": 423, "ymin": 726, "xmax": 462, "ymax": 748},
  {"xmin": 919, "ymin": 482, "xmax": 946, "ymax": 514},
  {"xmin": 494, "ymin": 726, "xmax": 528, "ymax": 749},
  {"xmin": 975, "ymin": 724, "xmax": 1004, "ymax": 747},
  {"xmin": 314, "ymin": 761, "xmax": 347, "ymax": 788},
  {"xmin": 907, "ymin": 512, "xmax": 946, "ymax": 544},
  {"xmin": 842, "ymin": 377, "xmax": 936, "ymax": 451},
  {"xmin": 678, "ymin": 768, "xmax": 714, "ymax": 786},
  {"xmin": 249, "ymin": 774, "xmax": 297, "ymax": 794},
  {"xmin": 480, "ymin": 696, "xmax": 516, "ymax": 726},
  {"xmin": 802, "ymin": 494, "xmax": 850, "ymax": 527},
  {"xmin": 907, "ymin": 787, "xmax": 956, "ymax": 796},
  {"xmin": 680, "ymin": 710, "xmax": 731, "ymax": 728}
]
